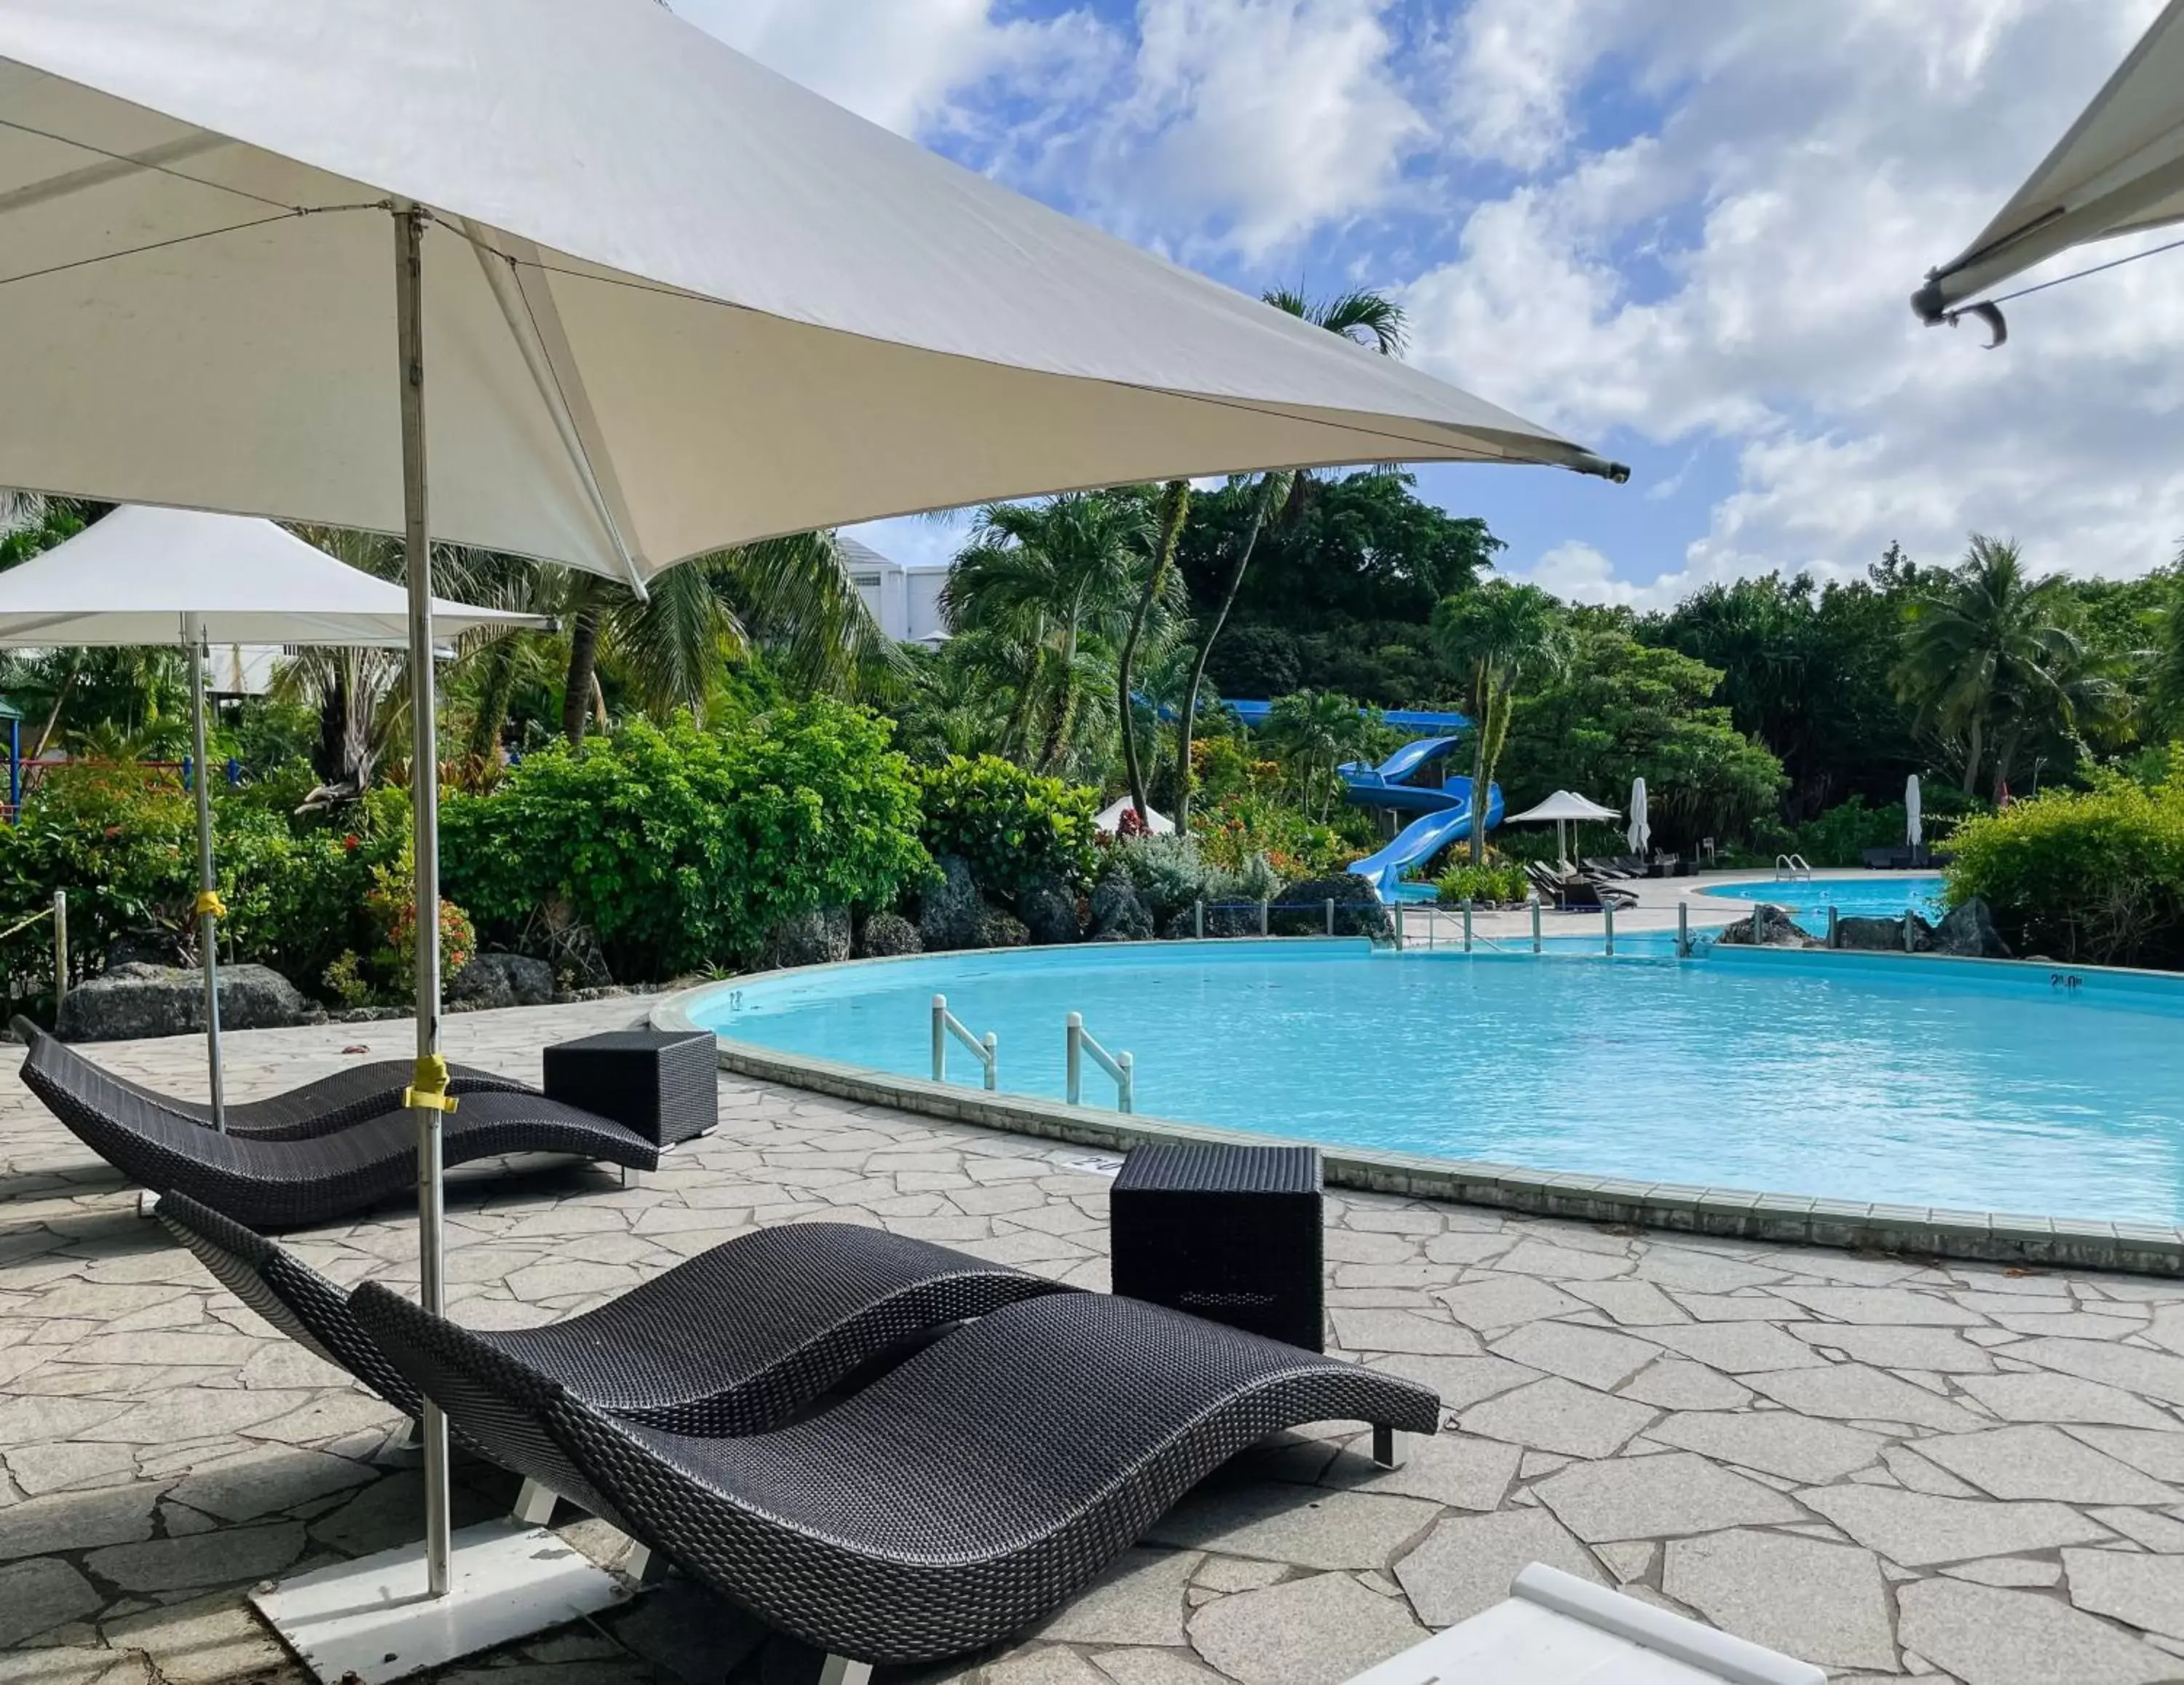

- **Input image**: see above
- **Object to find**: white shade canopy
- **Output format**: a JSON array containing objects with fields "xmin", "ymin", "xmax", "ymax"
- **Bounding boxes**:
[
  {"xmin": 1095, "ymin": 797, "xmax": 1175, "ymax": 836},
  {"xmin": 0, "ymin": 0, "xmax": 1623, "ymax": 589},
  {"xmin": 1915, "ymin": 0, "xmax": 2184, "ymax": 320},
  {"xmin": 0, "ymin": 506, "xmax": 550, "ymax": 647},
  {"xmin": 1506, "ymin": 790, "xmax": 1622, "ymax": 824}
]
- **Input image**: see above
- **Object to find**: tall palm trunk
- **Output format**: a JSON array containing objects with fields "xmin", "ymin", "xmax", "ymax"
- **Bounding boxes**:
[
  {"xmin": 1039, "ymin": 627, "xmax": 1080, "ymax": 773},
  {"xmin": 1176, "ymin": 472, "xmax": 1286, "ymax": 829},
  {"xmin": 1120, "ymin": 480, "xmax": 1190, "ymax": 826},
  {"xmin": 465, "ymin": 641, "xmax": 520, "ymax": 763},
  {"xmin": 30, "ymin": 650, "xmax": 80, "ymax": 762},
  {"xmin": 1961, "ymin": 714, "xmax": 1984, "ymax": 798},
  {"xmin": 562, "ymin": 607, "xmax": 602, "ymax": 746},
  {"xmin": 1467, "ymin": 662, "xmax": 1494, "ymax": 865}
]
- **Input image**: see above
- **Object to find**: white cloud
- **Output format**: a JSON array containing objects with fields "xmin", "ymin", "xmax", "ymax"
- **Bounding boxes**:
[{"xmin": 1405, "ymin": 0, "xmax": 2184, "ymax": 585}]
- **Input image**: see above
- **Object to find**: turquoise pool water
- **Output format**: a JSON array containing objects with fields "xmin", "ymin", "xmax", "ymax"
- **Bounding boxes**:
[
  {"xmin": 689, "ymin": 942, "xmax": 2184, "ymax": 1225},
  {"xmin": 1700, "ymin": 874, "xmax": 1947, "ymax": 925}
]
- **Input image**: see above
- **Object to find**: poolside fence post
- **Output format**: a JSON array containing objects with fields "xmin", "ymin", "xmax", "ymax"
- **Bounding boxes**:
[
  {"xmin": 1259, "ymin": 899, "xmax": 1269, "ymax": 938},
  {"xmin": 1752, "ymin": 907, "xmax": 1764, "ymax": 944},
  {"xmin": 1194, "ymin": 899, "xmax": 1203, "ymax": 939},
  {"xmin": 1677, "ymin": 899, "xmax": 1690, "ymax": 959},
  {"xmin": 930, "ymin": 994, "xmax": 946, "ymax": 1083},
  {"xmin": 1117, "ymin": 1050, "xmax": 1134, "ymax": 1113},
  {"xmin": 1393, "ymin": 903, "xmax": 1404, "ymax": 947},
  {"xmin": 1827, "ymin": 905, "xmax": 1840, "ymax": 950},
  {"xmin": 1531, "ymin": 899, "xmax": 1542, "ymax": 954},
  {"xmin": 1903, "ymin": 912, "xmax": 1916, "ymax": 955},
  {"xmin": 1066, "ymin": 1011, "xmax": 1083, "ymax": 1105},
  {"xmin": 1325, "ymin": 897, "xmax": 1335, "ymax": 936},
  {"xmin": 981, "ymin": 1031, "xmax": 997, "ymax": 1091},
  {"xmin": 1604, "ymin": 902, "xmax": 1615, "ymax": 957},
  {"xmin": 51, "ymin": 889, "xmax": 66, "ymax": 1009},
  {"xmin": 1463, "ymin": 898, "xmax": 1473, "ymax": 952}
]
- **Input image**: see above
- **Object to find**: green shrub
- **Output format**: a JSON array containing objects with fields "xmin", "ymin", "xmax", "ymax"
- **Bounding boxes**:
[
  {"xmin": 1192, "ymin": 790, "xmax": 1353, "ymax": 880},
  {"xmin": 1944, "ymin": 754, "xmax": 2184, "ymax": 967},
  {"xmin": 444, "ymin": 703, "xmax": 928, "ymax": 979},
  {"xmin": 1434, "ymin": 861, "xmax": 1529, "ymax": 905},
  {"xmin": 917, "ymin": 756, "xmax": 1098, "ymax": 902},
  {"xmin": 1109, "ymin": 833, "xmax": 1239, "ymax": 922}
]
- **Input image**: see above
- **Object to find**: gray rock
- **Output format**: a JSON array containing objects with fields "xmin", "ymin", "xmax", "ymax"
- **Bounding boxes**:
[
  {"xmin": 1394, "ymin": 1508, "xmax": 1603, "ymax": 1626},
  {"xmin": 755, "ymin": 906, "xmax": 851, "ymax": 971},
  {"xmin": 1016, "ymin": 877, "xmax": 1083, "ymax": 945},
  {"xmin": 1920, "ymin": 896, "xmax": 2012, "ymax": 959},
  {"xmin": 1834, "ymin": 913, "xmax": 1910, "ymax": 950},
  {"xmin": 977, "ymin": 907, "xmax": 1032, "ymax": 949},
  {"xmin": 918, "ymin": 855, "xmax": 987, "ymax": 951},
  {"xmin": 1188, "ymin": 1571, "xmax": 1425, "ymax": 1685},
  {"xmin": 57, "ymin": 960, "xmax": 318, "ymax": 1041},
  {"xmin": 0, "ymin": 1559, "xmax": 101, "ymax": 1648},
  {"xmin": 855, "ymin": 911, "xmax": 923, "ymax": 958},
  {"xmin": 1897, "ymin": 1577, "xmax": 2174, "ymax": 1684},
  {"xmin": 1712, "ymin": 904, "xmax": 1819, "ymax": 948},
  {"xmin": 1268, "ymin": 875, "xmax": 1392, "ymax": 939},
  {"xmin": 1088, "ymin": 864, "xmax": 1154, "ymax": 940},
  {"xmin": 1663, "ymin": 1529, "xmax": 1896, "ymax": 1672},
  {"xmin": 446, "ymin": 950, "xmax": 555, "ymax": 1011},
  {"xmin": 85, "ymin": 1520, "xmax": 304, "ymax": 1592}
]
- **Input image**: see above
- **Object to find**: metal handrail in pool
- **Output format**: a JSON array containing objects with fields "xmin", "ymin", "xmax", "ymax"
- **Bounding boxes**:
[
  {"xmin": 930, "ymin": 993, "xmax": 997, "ymax": 1091},
  {"xmin": 1065, "ymin": 1011, "xmax": 1133, "ymax": 1113}
]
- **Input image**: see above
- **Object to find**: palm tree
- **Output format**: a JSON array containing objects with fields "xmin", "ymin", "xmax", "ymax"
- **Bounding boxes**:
[
  {"xmin": 1265, "ymin": 689, "xmax": 1376, "ymax": 821},
  {"xmin": 943, "ymin": 493, "xmax": 1155, "ymax": 773},
  {"xmin": 1175, "ymin": 287, "xmax": 1407, "ymax": 829},
  {"xmin": 1117, "ymin": 479, "xmax": 1191, "ymax": 825},
  {"xmin": 1894, "ymin": 536, "xmax": 2084, "ymax": 800},
  {"xmin": 1431, "ymin": 581, "xmax": 1569, "ymax": 864}
]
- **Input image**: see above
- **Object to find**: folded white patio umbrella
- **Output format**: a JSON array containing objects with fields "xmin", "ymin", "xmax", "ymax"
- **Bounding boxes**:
[
  {"xmin": 1913, "ymin": 0, "xmax": 2184, "ymax": 336},
  {"xmin": 0, "ymin": 1, "xmax": 1626, "ymax": 1670},
  {"xmin": 1907, "ymin": 773, "xmax": 1923, "ymax": 851},
  {"xmin": 1627, "ymin": 776, "xmax": 1650, "ymax": 856},
  {"xmin": 1506, "ymin": 789, "xmax": 1622, "ymax": 871},
  {"xmin": 0, "ymin": 505, "xmax": 546, "ymax": 1128}
]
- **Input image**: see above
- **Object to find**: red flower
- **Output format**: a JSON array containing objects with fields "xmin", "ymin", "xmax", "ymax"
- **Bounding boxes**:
[{"xmin": 342, "ymin": 834, "xmax": 360, "ymax": 852}]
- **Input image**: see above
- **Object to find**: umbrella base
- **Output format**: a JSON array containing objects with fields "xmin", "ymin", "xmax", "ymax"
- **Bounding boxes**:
[{"xmin": 250, "ymin": 1520, "xmax": 633, "ymax": 1684}]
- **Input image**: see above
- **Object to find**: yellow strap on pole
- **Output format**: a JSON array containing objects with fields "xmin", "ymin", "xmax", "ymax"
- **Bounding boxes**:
[
  {"xmin": 403, "ymin": 1053, "xmax": 459, "ymax": 1113},
  {"xmin": 194, "ymin": 889, "xmax": 227, "ymax": 920}
]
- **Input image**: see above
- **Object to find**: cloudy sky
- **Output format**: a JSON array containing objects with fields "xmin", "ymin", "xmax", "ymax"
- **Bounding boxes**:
[{"xmin": 676, "ymin": 0, "xmax": 2180, "ymax": 609}]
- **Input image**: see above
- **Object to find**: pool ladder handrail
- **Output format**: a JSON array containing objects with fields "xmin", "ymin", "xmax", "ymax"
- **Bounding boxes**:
[
  {"xmin": 930, "ymin": 993, "xmax": 997, "ymax": 1091},
  {"xmin": 1775, "ymin": 852, "xmax": 1813, "ymax": 880},
  {"xmin": 1065, "ymin": 1011, "xmax": 1133, "ymax": 1113}
]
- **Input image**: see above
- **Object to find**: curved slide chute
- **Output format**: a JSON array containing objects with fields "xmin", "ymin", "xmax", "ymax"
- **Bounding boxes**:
[{"xmin": 1346, "ymin": 776, "xmax": 1503, "ymax": 901}]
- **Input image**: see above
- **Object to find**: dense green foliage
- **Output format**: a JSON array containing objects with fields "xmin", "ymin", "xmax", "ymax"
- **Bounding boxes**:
[
  {"xmin": 914, "ymin": 754, "xmax": 1099, "ymax": 901},
  {"xmin": 1434, "ymin": 861, "xmax": 1528, "ymax": 905},
  {"xmin": 1947, "ymin": 754, "xmax": 2184, "ymax": 967},
  {"xmin": 443, "ymin": 704, "xmax": 928, "ymax": 978}
]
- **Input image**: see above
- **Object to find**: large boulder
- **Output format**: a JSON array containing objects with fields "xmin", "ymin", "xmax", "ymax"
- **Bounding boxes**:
[
  {"xmin": 447, "ymin": 951, "xmax": 555, "ymax": 1011},
  {"xmin": 857, "ymin": 912, "xmax": 923, "ymax": 958},
  {"xmin": 1833, "ymin": 915, "xmax": 1907, "ymax": 952},
  {"xmin": 1016, "ymin": 877, "xmax": 1083, "ymax": 946},
  {"xmin": 976, "ymin": 907, "xmax": 1030, "ymax": 949},
  {"xmin": 1270, "ymin": 874, "xmax": 1392, "ymax": 939},
  {"xmin": 58, "ymin": 960, "xmax": 319, "ymax": 1041},
  {"xmin": 756, "ymin": 907, "xmax": 852, "ymax": 971},
  {"xmin": 1086, "ymin": 864, "xmax": 1154, "ymax": 941},
  {"xmin": 1713, "ymin": 904, "xmax": 1819, "ymax": 949},
  {"xmin": 918, "ymin": 855, "xmax": 987, "ymax": 952},
  {"xmin": 1920, "ymin": 896, "xmax": 2011, "ymax": 960}
]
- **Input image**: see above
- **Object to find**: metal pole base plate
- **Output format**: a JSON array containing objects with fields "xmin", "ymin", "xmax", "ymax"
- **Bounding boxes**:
[{"xmin": 251, "ymin": 1519, "xmax": 633, "ymax": 1684}]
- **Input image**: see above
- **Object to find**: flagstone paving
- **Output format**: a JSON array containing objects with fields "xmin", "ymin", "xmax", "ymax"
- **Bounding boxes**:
[{"xmin": 6, "ymin": 1001, "xmax": 2184, "ymax": 1683}]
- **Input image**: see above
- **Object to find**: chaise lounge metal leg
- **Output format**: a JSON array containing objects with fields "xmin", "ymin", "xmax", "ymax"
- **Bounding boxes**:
[
  {"xmin": 816, "ymin": 1657, "xmax": 872, "ymax": 1685},
  {"xmin": 512, "ymin": 1478, "xmax": 557, "ymax": 1526},
  {"xmin": 1372, "ymin": 1424, "xmax": 1409, "ymax": 1469}
]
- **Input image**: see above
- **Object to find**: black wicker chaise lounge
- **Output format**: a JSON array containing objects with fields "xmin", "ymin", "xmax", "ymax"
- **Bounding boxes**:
[
  {"xmin": 157, "ymin": 1193, "xmax": 1077, "ymax": 1445},
  {"xmin": 355, "ymin": 1284, "xmax": 1442, "ymax": 1678},
  {"xmin": 18, "ymin": 1027, "xmax": 658, "ymax": 1226},
  {"xmin": 10, "ymin": 1016, "xmax": 530, "ymax": 1141}
]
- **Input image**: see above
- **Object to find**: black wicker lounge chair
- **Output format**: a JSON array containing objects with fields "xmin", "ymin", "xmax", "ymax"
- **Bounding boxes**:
[
  {"xmin": 10, "ymin": 1016, "xmax": 530, "ymax": 1141},
  {"xmin": 19, "ymin": 1027, "xmax": 658, "ymax": 1226},
  {"xmin": 355, "ymin": 1285, "xmax": 1442, "ymax": 1675},
  {"xmin": 158, "ymin": 1193, "xmax": 1074, "ymax": 1450}
]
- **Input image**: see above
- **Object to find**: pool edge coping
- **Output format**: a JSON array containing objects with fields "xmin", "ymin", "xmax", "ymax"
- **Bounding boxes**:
[{"xmin": 652, "ymin": 944, "xmax": 2184, "ymax": 1279}]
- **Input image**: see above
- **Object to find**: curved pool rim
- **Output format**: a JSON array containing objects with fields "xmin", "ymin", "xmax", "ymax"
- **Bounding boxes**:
[{"xmin": 654, "ymin": 939, "xmax": 2184, "ymax": 1277}]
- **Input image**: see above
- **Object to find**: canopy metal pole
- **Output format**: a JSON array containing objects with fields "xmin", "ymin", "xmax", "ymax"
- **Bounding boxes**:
[
  {"xmin": 184, "ymin": 615, "xmax": 224, "ymax": 1131},
  {"xmin": 397, "ymin": 202, "xmax": 453, "ymax": 1600}
]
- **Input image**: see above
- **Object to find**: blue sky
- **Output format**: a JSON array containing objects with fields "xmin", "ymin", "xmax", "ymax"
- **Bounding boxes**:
[{"xmin": 682, "ymin": 0, "xmax": 2184, "ymax": 607}]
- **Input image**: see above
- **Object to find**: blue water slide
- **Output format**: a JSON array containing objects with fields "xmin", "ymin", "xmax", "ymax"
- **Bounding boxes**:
[
  {"xmin": 1341, "ymin": 734, "xmax": 1463, "ymax": 798},
  {"xmin": 1346, "ymin": 776, "xmax": 1505, "ymax": 901}
]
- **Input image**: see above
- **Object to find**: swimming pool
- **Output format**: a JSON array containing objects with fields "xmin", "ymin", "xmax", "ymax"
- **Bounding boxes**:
[
  {"xmin": 687, "ymin": 940, "xmax": 2184, "ymax": 1226},
  {"xmin": 1700, "ymin": 874, "xmax": 1946, "ymax": 931}
]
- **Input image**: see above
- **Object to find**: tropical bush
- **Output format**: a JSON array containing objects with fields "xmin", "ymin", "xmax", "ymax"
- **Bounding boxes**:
[
  {"xmin": 443, "ymin": 703, "xmax": 928, "ymax": 979},
  {"xmin": 1192, "ymin": 789, "xmax": 1353, "ymax": 881},
  {"xmin": 1109, "ymin": 833, "xmax": 1240, "ymax": 923},
  {"xmin": 1944, "ymin": 752, "xmax": 2184, "ymax": 967},
  {"xmin": 916, "ymin": 755, "xmax": 1099, "ymax": 901},
  {"xmin": 1434, "ymin": 861, "xmax": 1529, "ymax": 905}
]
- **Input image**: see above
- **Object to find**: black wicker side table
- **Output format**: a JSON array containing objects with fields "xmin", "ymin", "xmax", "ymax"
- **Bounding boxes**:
[
  {"xmin": 542, "ymin": 1029, "xmax": 717, "ymax": 1149},
  {"xmin": 1109, "ymin": 1143, "xmax": 1324, "ymax": 1351}
]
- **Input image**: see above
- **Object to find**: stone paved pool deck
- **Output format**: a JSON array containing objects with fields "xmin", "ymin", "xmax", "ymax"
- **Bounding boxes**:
[{"xmin": 9, "ymin": 1000, "xmax": 2184, "ymax": 1684}]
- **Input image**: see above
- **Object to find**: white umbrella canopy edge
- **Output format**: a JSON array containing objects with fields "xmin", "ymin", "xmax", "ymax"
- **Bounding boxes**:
[
  {"xmin": 0, "ymin": 0, "xmax": 1626, "ymax": 585},
  {"xmin": 0, "ymin": 505, "xmax": 550, "ymax": 1132},
  {"xmin": 1907, "ymin": 774, "xmax": 1923, "ymax": 850},
  {"xmin": 1627, "ymin": 776, "xmax": 1650, "ymax": 856},
  {"xmin": 1504, "ymin": 789, "xmax": 1622, "ymax": 873},
  {"xmin": 1914, "ymin": 0, "xmax": 2184, "ymax": 323}
]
